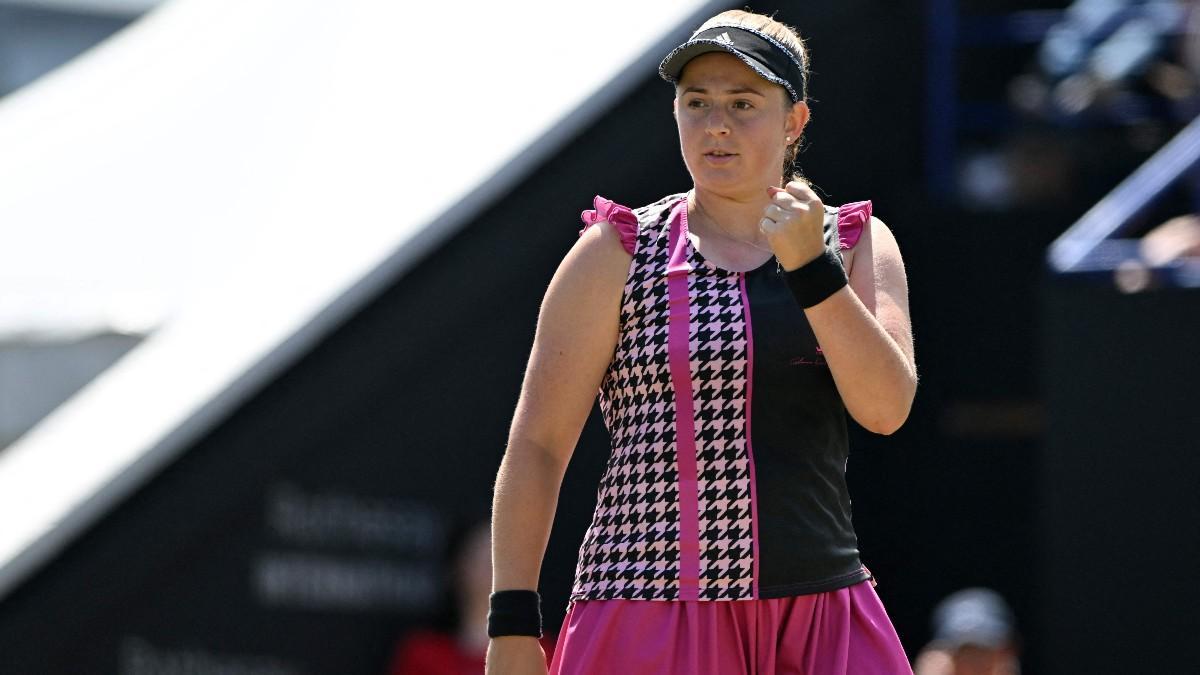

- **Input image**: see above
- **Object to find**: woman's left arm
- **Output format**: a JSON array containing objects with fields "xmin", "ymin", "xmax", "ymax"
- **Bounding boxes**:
[{"xmin": 804, "ymin": 215, "xmax": 916, "ymax": 435}]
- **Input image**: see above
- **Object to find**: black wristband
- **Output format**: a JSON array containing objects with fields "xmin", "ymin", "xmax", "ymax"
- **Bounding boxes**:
[
  {"xmin": 487, "ymin": 590, "xmax": 543, "ymax": 638},
  {"xmin": 784, "ymin": 248, "xmax": 849, "ymax": 308}
]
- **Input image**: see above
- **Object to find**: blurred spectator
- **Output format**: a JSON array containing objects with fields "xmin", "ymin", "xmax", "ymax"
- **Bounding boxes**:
[
  {"xmin": 1009, "ymin": 0, "xmax": 1199, "ymax": 124},
  {"xmin": 985, "ymin": 2, "xmax": 1200, "ymax": 213},
  {"xmin": 386, "ymin": 521, "xmax": 552, "ymax": 674},
  {"xmin": 1115, "ymin": 213, "xmax": 1200, "ymax": 292},
  {"xmin": 956, "ymin": 129, "xmax": 1079, "ymax": 212},
  {"xmin": 913, "ymin": 588, "xmax": 1020, "ymax": 675},
  {"xmin": 1141, "ymin": 213, "xmax": 1200, "ymax": 264}
]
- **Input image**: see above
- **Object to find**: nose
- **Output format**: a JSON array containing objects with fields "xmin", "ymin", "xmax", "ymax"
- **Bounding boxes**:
[{"xmin": 705, "ymin": 107, "xmax": 730, "ymax": 136}]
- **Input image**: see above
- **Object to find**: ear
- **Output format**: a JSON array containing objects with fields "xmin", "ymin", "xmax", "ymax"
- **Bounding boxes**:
[{"xmin": 785, "ymin": 100, "xmax": 810, "ymax": 139}]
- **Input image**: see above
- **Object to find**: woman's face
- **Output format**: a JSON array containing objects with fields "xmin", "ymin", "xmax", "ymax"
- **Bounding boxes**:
[{"xmin": 674, "ymin": 51, "xmax": 807, "ymax": 197}]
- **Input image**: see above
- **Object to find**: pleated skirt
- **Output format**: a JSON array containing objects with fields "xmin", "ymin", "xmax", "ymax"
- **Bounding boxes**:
[{"xmin": 548, "ymin": 581, "xmax": 912, "ymax": 675}]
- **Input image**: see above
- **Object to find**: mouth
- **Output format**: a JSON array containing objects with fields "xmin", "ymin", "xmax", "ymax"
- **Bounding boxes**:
[{"xmin": 704, "ymin": 150, "xmax": 737, "ymax": 157}]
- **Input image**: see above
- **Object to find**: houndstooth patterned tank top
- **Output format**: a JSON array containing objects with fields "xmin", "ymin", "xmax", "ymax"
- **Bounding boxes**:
[{"xmin": 570, "ymin": 193, "xmax": 875, "ymax": 603}]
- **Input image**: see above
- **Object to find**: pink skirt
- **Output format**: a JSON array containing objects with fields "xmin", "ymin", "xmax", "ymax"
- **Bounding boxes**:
[{"xmin": 548, "ymin": 581, "xmax": 912, "ymax": 675}]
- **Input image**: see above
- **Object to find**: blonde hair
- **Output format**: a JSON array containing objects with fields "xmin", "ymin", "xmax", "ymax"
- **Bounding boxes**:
[{"xmin": 692, "ymin": 10, "xmax": 812, "ymax": 184}]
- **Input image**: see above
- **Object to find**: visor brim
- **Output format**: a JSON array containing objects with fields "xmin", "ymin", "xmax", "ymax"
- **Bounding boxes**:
[{"xmin": 658, "ymin": 40, "xmax": 800, "ymax": 102}]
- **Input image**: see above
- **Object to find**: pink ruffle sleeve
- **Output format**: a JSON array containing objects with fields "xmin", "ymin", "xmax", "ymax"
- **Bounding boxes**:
[
  {"xmin": 836, "ymin": 200, "xmax": 872, "ymax": 250},
  {"xmin": 580, "ymin": 195, "xmax": 638, "ymax": 255}
]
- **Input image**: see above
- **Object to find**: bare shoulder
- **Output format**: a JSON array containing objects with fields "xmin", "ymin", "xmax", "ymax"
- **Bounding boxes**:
[
  {"xmin": 869, "ymin": 215, "xmax": 903, "ymax": 256},
  {"xmin": 558, "ymin": 219, "xmax": 634, "ymax": 296},
  {"xmin": 866, "ymin": 216, "xmax": 906, "ymax": 279},
  {"xmin": 845, "ymin": 213, "xmax": 904, "ymax": 268},
  {"xmin": 536, "ymin": 217, "xmax": 633, "ymax": 354},
  {"xmin": 576, "ymin": 217, "xmax": 635, "ymax": 260}
]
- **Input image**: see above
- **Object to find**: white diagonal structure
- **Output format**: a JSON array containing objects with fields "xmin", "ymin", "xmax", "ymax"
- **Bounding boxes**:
[{"xmin": 0, "ymin": 0, "xmax": 725, "ymax": 601}]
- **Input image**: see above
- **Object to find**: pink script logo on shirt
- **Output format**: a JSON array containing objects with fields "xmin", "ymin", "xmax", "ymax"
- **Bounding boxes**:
[{"xmin": 789, "ymin": 347, "xmax": 826, "ymax": 367}]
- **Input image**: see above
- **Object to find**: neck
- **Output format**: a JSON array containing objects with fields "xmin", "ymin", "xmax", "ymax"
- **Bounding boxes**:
[{"xmin": 690, "ymin": 186, "xmax": 774, "ymax": 244}]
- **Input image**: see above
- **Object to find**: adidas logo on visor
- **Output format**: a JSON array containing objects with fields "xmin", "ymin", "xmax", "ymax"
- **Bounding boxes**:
[{"xmin": 716, "ymin": 32, "xmax": 733, "ymax": 45}]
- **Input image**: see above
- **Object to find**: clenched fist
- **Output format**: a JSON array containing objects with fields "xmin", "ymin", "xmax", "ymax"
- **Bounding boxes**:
[{"xmin": 760, "ymin": 181, "xmax": 827, "ymax": 272}]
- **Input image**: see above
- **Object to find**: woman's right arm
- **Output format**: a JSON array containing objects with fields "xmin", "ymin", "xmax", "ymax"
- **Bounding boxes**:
[{"xmin": 486, "ymin": 219, "xmax": 631, "ymax": 675}]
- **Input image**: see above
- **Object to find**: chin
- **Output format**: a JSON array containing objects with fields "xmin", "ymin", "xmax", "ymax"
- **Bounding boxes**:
[
  {"xmin": 688, "ymin": 161, "xmax": 770, "ymax": 189},
  {"xmin": 691, "ymin": 171, "xmax": 770, "ymax": 197}
]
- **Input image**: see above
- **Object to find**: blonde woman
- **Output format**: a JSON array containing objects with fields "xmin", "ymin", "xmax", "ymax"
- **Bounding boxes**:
[{"xmin": 488, "ymin": 9, "xmax": 917, "ymax": 674}]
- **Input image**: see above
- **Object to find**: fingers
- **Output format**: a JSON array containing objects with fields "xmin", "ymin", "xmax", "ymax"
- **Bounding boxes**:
[
  {"xmin": 784, "ymin": 180, "xmax": 817, "ymax": 200},
  {"xmin": 770, "ymin": 180, "xmax": 819, "ymax": 199},
  {"xmin": 765, "ymin": 204, "xmax": 788, "ymax": 221},
  {"xmin": 769, "ymin": 183, "xmax": 818, "ymax": 206},
  {"xmin": 760, "ymin": 203, "xmax": 799, "ymax": 234},
  {"xmin": 759, "ymin": 216, "xmax": 781, "ymax": 234},
  {"xmin": 761, "ymin": 182, "xmax": 827, "ymax": 265},
  {"xmin": 762, "ymin": 181, "xmax": 824, "ymax": 238},
  {"xmin": 764, "ymin": 192, "xmax": 818, "ymax": 222}
]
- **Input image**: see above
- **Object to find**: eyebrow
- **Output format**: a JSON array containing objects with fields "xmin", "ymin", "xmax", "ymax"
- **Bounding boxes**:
[{"xmin": 681, "ymin": 85, "xmax": 767, "ymax": 97}]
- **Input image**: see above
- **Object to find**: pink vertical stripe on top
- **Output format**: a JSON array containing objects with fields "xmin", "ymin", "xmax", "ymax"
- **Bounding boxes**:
[
  {"xmin": 666, "ymin": 201, "xmax": 700, "ymax": 601},
  {"xmin": 737, "ymin": 272, "xmax": 762, "ymax": 598}
]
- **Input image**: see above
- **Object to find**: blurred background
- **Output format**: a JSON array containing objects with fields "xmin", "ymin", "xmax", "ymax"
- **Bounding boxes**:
[{"xmin": 0, "ymin": 0, "xmax": 1196, "ymax": 673}]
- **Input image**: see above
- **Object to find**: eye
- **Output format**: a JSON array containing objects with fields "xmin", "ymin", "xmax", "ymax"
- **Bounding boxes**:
[
  {"xmin": 685, "ymin": 98, "xmax": 707, "ymax": 109},
  {"xmin": 732, "ymin": 100, "xmax": 754, "ymax": 110}
]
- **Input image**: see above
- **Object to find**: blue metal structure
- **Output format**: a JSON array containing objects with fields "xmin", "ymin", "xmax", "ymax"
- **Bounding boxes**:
[{"xmin": 1048, "ymin": 113, "xmax": 1200, "ymax": 285}]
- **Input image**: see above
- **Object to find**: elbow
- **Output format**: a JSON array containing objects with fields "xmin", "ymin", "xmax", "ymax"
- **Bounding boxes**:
[
  {"xmin": 864, "ymin": 412, "xmax": 908, "ymax": 436},
  {"xmin": 501, "ymin": 434, "xmax": 573, "ymax": 477},
  {"xmin": 855, "ymin": 387, "xmax": 916, "ymax": 436}
]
